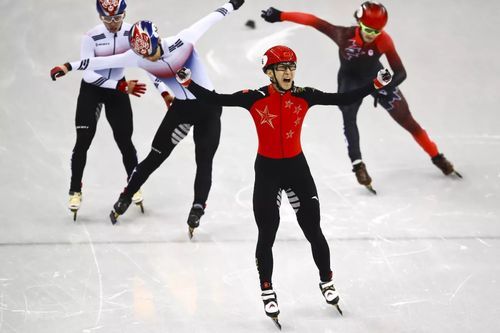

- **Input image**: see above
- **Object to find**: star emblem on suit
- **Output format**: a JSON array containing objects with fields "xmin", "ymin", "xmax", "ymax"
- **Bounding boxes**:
[
  {"xmin": 285, "ymin": 129, "xmax": 295, "ymax": 139},
  {"xmin": 256, "ymin": 105, "xmax": 278, "ymax": 129}
]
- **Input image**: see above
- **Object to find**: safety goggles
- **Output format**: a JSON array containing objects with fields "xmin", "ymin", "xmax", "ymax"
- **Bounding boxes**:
[
  {"xmin": 274, "ymin": 62, "xmax": 297, "ymax": 72},
  {"xmin": 100, "ymin": 13, "xmax": 125, "ymax": 24},
  {"xmin": 359, "ymin": 21, "xmax": 381, "ymax": 36}
]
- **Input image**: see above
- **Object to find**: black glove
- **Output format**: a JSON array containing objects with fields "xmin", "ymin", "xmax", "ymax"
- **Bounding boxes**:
[
  {"xmin": 50, "ymin": 62, "xmax": 72, "ymax": 81},
  {"xmin": 261, "ymin": 7, "xmax": 282, "ymax": 23},
  {"xmin": 229, "ymin": 0, "xmax": 244, "ymax": 10}
]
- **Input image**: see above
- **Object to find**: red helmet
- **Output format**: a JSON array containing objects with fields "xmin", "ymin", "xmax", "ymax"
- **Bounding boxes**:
[
  {"xmin": 354, "ymin": 2, "xmax": 388, "ymax": 30},
  {"xmin": 261, "ymin": 45, "xmax": 297, "ymax": 72}
]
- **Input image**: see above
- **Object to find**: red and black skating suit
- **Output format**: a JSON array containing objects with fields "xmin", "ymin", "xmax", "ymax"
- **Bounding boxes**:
[
  {"xmin": 278, "ymin": 12, "xmax": 440, "ymax": 163},
  {"xmin": 187, "ymin": 80, "xmax": 376, "ymax": 287}
]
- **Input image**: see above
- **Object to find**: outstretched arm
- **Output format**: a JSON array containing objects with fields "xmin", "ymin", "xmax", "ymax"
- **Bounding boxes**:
[
  {"xmin": 308, "ymin": 69, "xmax": 392, "ymax": 106},
  {"xmin": 176, "ymin": 67, "xmax": 256, "ymax": 109},
  {"xmin": 261, "ymin": 7, "xmax": 341, "ymax": 42},
  {"xmin": 180, "ymin": 0, "xmax": 244, "ymax": 44}
]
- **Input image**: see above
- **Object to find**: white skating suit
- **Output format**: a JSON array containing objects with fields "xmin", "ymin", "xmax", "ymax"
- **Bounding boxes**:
[
  {"xmin": 70, "ymin": 3, "xmax": 236, "ymax": 99},
  {"xmin": 80, "ymin": 22, "xmax": 132, "ymax": 89}
]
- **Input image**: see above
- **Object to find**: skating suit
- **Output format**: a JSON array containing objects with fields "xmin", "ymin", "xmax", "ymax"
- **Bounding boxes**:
[
  {"xmin": 187, "ymin": 80, "xmax": 375, "ymax": 284},
  {"xmin": 69, "ymin": 2, "xmax": 236, "ymax": 205},
  {"xmin": 70, "ymin": 22, "xmax": 137, "ymax": 192}
]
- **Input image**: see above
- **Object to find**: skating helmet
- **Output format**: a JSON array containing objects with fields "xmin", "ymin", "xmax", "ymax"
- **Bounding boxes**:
[
  {"xmin": 96, "ymin": 0, "xmax": 127, "ymax": 17},
  {"xmin": 354, "ymin": 1, "xmax": 388, "ymax": 30},
  {"xmin": 261, "ymin": 45, "xmax": 297, "ymax": 72},
  {"xmin": 129, "ymin": 20, "xmax": 160, "ymax": 57}
]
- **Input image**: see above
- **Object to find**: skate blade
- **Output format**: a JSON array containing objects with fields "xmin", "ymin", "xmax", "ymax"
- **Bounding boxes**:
[
  {"xmin": 270, "ymin": 316, "xmax": 281, "ymax": 330},
  {"xmin": 365, "ymin": 184, "xmax": 377, "ymax": 195},
  {"xmin": 110, "ymin": 210, "xmax": 119, "ymax": 225},
  {"xmin": 188, "ymin": 226, "xmax": 195, "ymax": 240},
  {"xmin": 453, "ymin": 170, "xmax": 463, "ymax": 179},
  {"xmin": 70, "ymin": 208, "xmax": 78, "ymax": 222},
  {"xmin": 334, "ymin": 304, "xmax": 343, "ymax": 316},
  {"xmin": 135, "ymin": 201, "xmax": 145, "ymax": 213}
]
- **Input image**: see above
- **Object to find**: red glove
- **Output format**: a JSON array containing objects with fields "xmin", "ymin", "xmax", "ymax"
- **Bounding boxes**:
[
  {"xmin": 373, "ymin": 68, "xmax": 392, "ymax": 89},
  {"xmin": 50, "ymin": 63, "xmax": 72, "ymax": 81},
  {"xmin": 117, "ymin": 80, "xmax": 147, "ymax": 97},
  {"xmin": 161, "ymin": 91, "xmax": 174, "ymax": 109}
]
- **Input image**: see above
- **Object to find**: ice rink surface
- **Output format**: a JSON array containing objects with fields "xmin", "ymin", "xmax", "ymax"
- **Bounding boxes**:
[{"xmin": 1, "ymin": 0, "xmax": 499, "ymax": 332}]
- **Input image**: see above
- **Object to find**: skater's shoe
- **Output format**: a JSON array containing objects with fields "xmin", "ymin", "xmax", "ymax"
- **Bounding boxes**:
[
  {"xmin": 132, "ymin": 189, "xmax": 143, "ymax": 204},
  {"xmin": 261, "ymin": 289, "xmax": 280, "ymax": 318},
  {"xmin": 319, "ymin": 280, "xmax": 343, "ymax": 315},
  {"xmin": 68, "ymin": 191, "xmax": 82, "ymax": 211},
  {"xmin": 113, "ymin": 193, "xmax": 132, "ymax": 215},
  {"xmin": 132, "ymin": 189, "xmax": 144, "ymax": 213},
  {"xmin": 110, "ymin": 193, "xmax": 132, "ymax": 224},
  {"xmin": 352, "ymin": 161, "xmax": 376, "ymax": 194},
  {"xmin": 68, "ymin": 191, "xmax": 82, "ymax": 221},
  {"xmin": 187, "ymin": 204, "xmax": 205, "ymax": 239},
  {"xmin": 431, "ymin": 153, "xmax": 454, "ymax": 176},
  {"xmin": 352, "ymin": 161, "xmax": 372, "ymax": 186}
]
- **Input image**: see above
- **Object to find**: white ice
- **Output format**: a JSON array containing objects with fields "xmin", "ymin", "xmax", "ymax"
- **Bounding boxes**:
[{"xmin": 0, "ymin": 0, "xmax": 499, "ymax": 332}]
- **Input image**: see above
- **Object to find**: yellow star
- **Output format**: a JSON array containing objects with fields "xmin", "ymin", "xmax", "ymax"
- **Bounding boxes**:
[
  {"xmin": 286, "ymin": 129, "xmax": 295, "ymax": 139},
  {"xmin": 294, "ymin": 117, "xmax": 302, "ymax": 126},
  {"xmin": 256, "ymin": 105, "xmax": 278, "ymax": 129},
  {"xmin": 293, "ymin": 105, "xmax": 302, "ymax": 114},
  {"xmin": 285, "ymin": 100, "xmax": 293, "ymax": 108}
]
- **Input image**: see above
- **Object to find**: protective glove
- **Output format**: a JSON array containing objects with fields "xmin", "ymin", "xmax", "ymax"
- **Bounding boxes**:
[
  {"xmin": 261, "ymin": 7, "xmax": 282, "ymax": 23},
  {"xmin": 373, "ymin": 68, "xmax": 392, "ymax": 89},
  {"xmin": 50, "ymin": 63, "xmax": 72, "ymax": 81},
  {"xmin": 117, "ymin": 80, "xmax": 147, "ymax": 97},
  {"xmin": 176, "ymin": 67, "xmax": 192, "ymax": 87},
  {"xmin": 229, "ymin": 0, "xmax": 244, "ymax": 10},
  {"xmin": 161, "ymin": 91, "xmax": 174, "ymax": 109}
]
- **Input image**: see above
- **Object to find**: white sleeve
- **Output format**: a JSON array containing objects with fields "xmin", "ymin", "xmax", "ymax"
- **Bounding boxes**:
[
  {"xmin": 179, "ymin": 2, "xmax": 234, "ymax": 44},
  {"xmin": 70, "ymin": 49, "xmax": 138, "ymax": 72},
  {"xmin": 79, "ymin": 35, "xmax": 119, "ymax": 90},
  {"xmin": 147, "ymin": 73, "xmax": 172, "ymax": 95}
]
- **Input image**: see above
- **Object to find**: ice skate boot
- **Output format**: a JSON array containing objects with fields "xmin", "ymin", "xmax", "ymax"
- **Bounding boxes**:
[
  {"xmin": 432, "ymin": 153, "xmax": 462, "ymax": 178},
  {"xmin": 352, "ymin": 161, "xmax": 376, "ymax": 194},
  {"xmin": 187, "ymin": 204, "xmax": 204, "ymax": 239},
  {"xmin": 319, "ymin": 280, "xmax": 342, "ymax": 315},
  {"xmin": 261, "ymin": 289, "xmax": 281, "ymax": 329},
  {"xmin": 68, "ymin": 191, "xmax": 82, "ymax": 221},
  {"xmin": 110, "ymin": 193, "xmax": 132, "ymax": 225},
  {"xmin": 132, "ymin": 189, "xmax": 144, "ymax": 213}
]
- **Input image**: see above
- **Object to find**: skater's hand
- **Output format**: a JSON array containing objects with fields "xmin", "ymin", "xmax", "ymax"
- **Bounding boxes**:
[
  {"xmin": 229, "ymin": 0, "xmax": 244, "ymax": 10},
  {"xmin": 176, "ymin": 67, "xmax": 192, "ymax": 87},
  {"xmin": 261, "ymin": 7, "xmax": 282, "ymax": 23},
  {"xmin": 373, "ymin": 68, "xmax": 392, "ymax": 89},
  {"xmin": 50, "ymin": 63, "xmax": 72, "ymax": 81},
  {"xmin": 161, "ymin": 91, "xmax": 174, "ymax": 109},
  {"xmin": 117, "ymin": 80, "xmax": 147, "ymax": 97}
]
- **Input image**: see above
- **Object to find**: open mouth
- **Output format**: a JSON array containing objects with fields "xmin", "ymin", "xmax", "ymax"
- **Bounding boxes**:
[{"xmin": 283, "ymin": 78, "xmax": 292, "ymax": 83}]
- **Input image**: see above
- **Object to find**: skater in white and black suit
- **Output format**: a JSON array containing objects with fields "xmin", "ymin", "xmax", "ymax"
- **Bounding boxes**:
[
  {"xmin": 51, "ymin": 0, "xmax": 245, "ymax": 234},
  {"xmin": 65, "ymin": 0, "xmax": 147, "ymax": 220}
]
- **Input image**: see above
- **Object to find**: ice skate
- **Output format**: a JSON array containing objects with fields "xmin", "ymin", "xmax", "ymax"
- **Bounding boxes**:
[
  {"xmin": 110, "ymin": 193, "xmax": 132, "ymax": 225},
  {"xmin": 132, "ymin": 189, "xmax": 144, "ymax": 213},
  {"xmin": 432, "ymin": 153, "xmax": 462, "ymax": 178},
  {"xmin": 319, "ymin": 280, "xmax": 342, "ymax": 315},
  {"xmin": 187, "ymin": 204, "xmax": 204, "ymax": 239},
  {"xmin": 68, "ymin": 191, "xmax": 82, "ymax": 221},
  {"xmin": 261, "ymin": 289, "xmax": 281, "ymax": 330},
  {"xmin": 352, "ymin": 161, "xmax": 376, "ymax": 194}
]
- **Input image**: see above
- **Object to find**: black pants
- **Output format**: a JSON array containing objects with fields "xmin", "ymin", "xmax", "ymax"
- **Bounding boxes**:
[
  {"xmin": 70, "ymin": 80, "xmax": 137, "ymax": 192},
  {"xmin": 338, "ymin": 76, "xmax": 423, "ymax": 163},
  {"xmin": 124, "ymin": 98, "xmax": 222, "ymax": 206},
  {"xmin": 253, "ymin": 153, "xmax": 332, "ymax": 287}
]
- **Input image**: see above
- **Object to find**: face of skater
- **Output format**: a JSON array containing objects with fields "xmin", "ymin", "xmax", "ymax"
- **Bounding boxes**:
[
  {"xmin": 100, "ymin": 12, "xmax": 125, "ymax": 34},
  {"xmin": 266, "ymin": 61, "xmax": 296, "ymax": 92}
]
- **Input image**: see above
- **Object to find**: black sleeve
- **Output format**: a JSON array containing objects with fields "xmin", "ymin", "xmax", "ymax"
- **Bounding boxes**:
[
  {"xmin": 187, "ymin": 81, "xmax": 259, "ymax": 110},
  {"xmin": 302, "ymin": 83, "xmax": 376, "ymax": 107}
]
